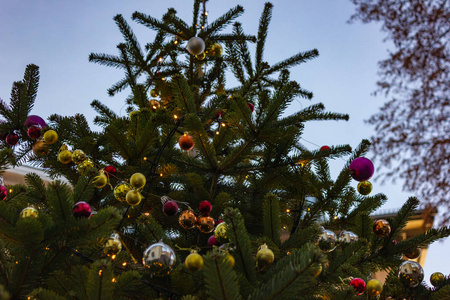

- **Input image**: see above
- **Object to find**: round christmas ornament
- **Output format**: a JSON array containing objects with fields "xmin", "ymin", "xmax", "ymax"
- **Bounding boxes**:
[
  {"xmin": 72, "ymin": 201, "xmax": 92, "ymax": 218},
  {"xmin": 185, "ymin": 250, "xmax": 203, "ymax": 272},
  {"xmin": 71, "ymin": 149, "xmax": 86, "ymax": 164},
  {"xmin": 178, "ymin": 134, "xmax": 195, "ymax": 151},
  {"xmin": 114, "ymin": 182, "xmax": 132, "ymax": 202},
  {"xmin": 20, "ymin": 207, "xmax": 38, "ymax": 218},
  {"xmin": 317, "ymin": 228, "xmax": 337, "ymax": 252},
  {"xmin": 179, "ymin": 210, "xmax": 197, "ymax": 229},
  {"xmin": 32, "ymin": 140, "xmax": 49, "ymax": 156},
  {"xmin": 93, "ymin": 172, "xmax": 108, "ymax": 189},
  {"xmin": 126, "ymin": 190, "xmax": 143, "ymax": 206},
  {"xmin": 197, "ymin": 215, "xmax": 215, "ymax": 233},
  {"xmin": 430, "ymin": 272, "xmax": 445, "ymax": 287},
  {"xmin": 150, "ymin": 89, "xmax": 158, "ymax": 98},
  {"xmin": 209, "ymin": 43, "xmax": 223, "ymax": 57},
  {"xmin": 404, "ymin": 247, "xmax": 421, "ymax": 259},
  {"xmin": 349, "ymin": 278, "xmax": 366, "ymax": 296},
  {"xmin": 357, "ymin": 181, "xmax": 373, "ymax": 195},
  {"xmin": 366, "ymin": 279, "xmax": 383, "ymax": 296},
  {"xmin": 207, "ymin": 235, "xmax": 219, "ymax": 246},
  {"xmin": 103, "ymin": 233, "xmax": 122, "ymax": 257},
  {"xmin": 5, "ymin": 133, "xmax": 19, "ymax": 146},
  {"xmin": 57, "ymin": 149, "xmax": 72, "ymax": 164},
  {"xmin": 337, "ymin": 230, "xmax": 358, "ymax": 243},
  {"xmin": 0, "ymin": 185, "xmax": 7, "ymax": 201},
  {"xmin": 27, "ymin": 125, "xmax": 42, "ymax": 139},
  {"xmin": 25, "ymin": 115, "xmax": 47, "ymax": 128},
  {"xmin": 224, "ymin": 252, "xmax": 235, "ymax": 267},
  {"xmin": 163, "ymin": 200, "xmax": 179, "ymax": 216},
  {"xmin": 43, "ymin": 130, "xmax": 58, "ymax": 145},
  {"xmin": 398, "ymin": 260, "xmax": 424, "ymax": 288},
  {"xmin": 373, "ymin": 219, "xmax": 391, "ymax": 237},
  {"xmin": 130, "ymin": 173, "xmax": 146, "ymax": 189},
  {"xmin": 349, "ymin": 157, "xmax": 374, "ymax": 182},
  {"xmin": 149, "ymin": 99, "xmax": 161, "ymax": 112},
  {"xmin": 77, "ymin": 158, "xmax": 94, "ymax": 175},
  {"xmin": 103, "ymin": 165, "xmax": 116, "ymax": 178},
  {"xmin": 310, "ymin": 263, "xmax": 322, "ymax": 277},
  {"xmin": 196, "ymin": 52, "xmax": 206, "ymax": 60},
  {"xmin": 247, "ymin": 102, "xmax": 255, "ymax": 112},
  {"xmin": 214, "ymin": 222, "xmax": 229, "ymax": 244},
  {"xmin": 186, "ymin": 37, "xmax": 205, "ymax": 55},
  {"xmin": 199, "ymin": 200, "xmax": 212, "ymax": 215},
  {"xmin": 256, "ymin": 244, "xmax": 275, "ymax": 266},
  {"xmin": 142, "ymin": 241, "xmax": 176, "ymax": 276},
  {"xmin": 320, "ymin": 145, "xmax": 330, "ymax": 152}
]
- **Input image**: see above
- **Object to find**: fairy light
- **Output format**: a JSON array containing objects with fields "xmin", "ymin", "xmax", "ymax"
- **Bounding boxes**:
[
  {"xmin": 99, "ymin": 270, "xmax": 103, "ymax": 276},
  {"xmin": 286, "ymin": 209, "xmax": 291, "ymax": 213},
  {"xmin": 221, "ymin": 123, "xmax": 226, "ymax": 127},
  {"xmin": 161, "ymin": 77, "xmax": 165, "ymax": 81},
  {"xmin": 334, "ymin": 216, "xmax": 338, "ymax": 220},
  {"xmin": 143, "ymin": 157, "xmax": 147, "ymax": 161},
  {"xmin": 8, "ymin": 189, "xmax": 13, "ymax": 193},
  {"xmin": 215, "ymin": 130, "xmax": 220, "ymax": 135},
  {"xmin": 160, "ymin": 173, "xmax": 163, "ymax": 177},
  {"xmin": 111, "ymin": 254, "xmax": 117, "ymax": 260},
  {"xmin": 122, "ymin": 262, "xmax": 127, "ymax": 267},
  {"xmin": 282, "ymin": 226, "xmax": 287, "ymax": 230},
  {"xmin": 112, "ymin": 278, "xmax": 117, "ymax": 283},
  {"xmin": 173, "ymin": 114, "xmax": 178, "ymax": 119},
  {"xmin": 205, "ymin": 11, "xmax": 208, "ymax": 16},
  {"xmin": 144, "ymin": 212, "xmax": 150, "ymax": 216},
  {"xmin": 307, "ymin": 207, "xmax": 311, "ymax": 211},
  {"xmin": 15, "ymin": 261, "xmax": 19, "ymax": 264},
  {"xmin": 174, "ymin": 40, "xmax": 178, "ymax": 45},
  {"xmin": 158, "ymin": 57, "xmax": 163, "ymax": 63}
]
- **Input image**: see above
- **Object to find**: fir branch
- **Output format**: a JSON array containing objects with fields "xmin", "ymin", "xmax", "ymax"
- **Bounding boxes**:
[
  {"xmin": 201, "ymin": 5, "xmax": 244, "ymax": 37},
  {"xmin": 132, "ymin": 11, "xmax": 188, "ymax": 39},
  {"xmin": 255, "ymin": 3, "xmax": 273, "ymax": 68},
  {"xmin": 265, "ymin": 49, "xmax": 319, "ymax": 75},
  {"xmin": 88, "ymin": 53, "xmax": 125, "ymax": 69},
  {"xmin": 113, "ymin": 14, "xmax": 145, "ymax": 65},
  {"xmin": 263, "ymin": 193, "xmax": 283, "ymax": 247}
]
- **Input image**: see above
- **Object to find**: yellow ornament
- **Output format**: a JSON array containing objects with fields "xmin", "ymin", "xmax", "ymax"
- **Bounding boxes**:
[
  {"xmin": 126, "ymin": 190, "xmax": 143, "ymax": 206},
  {"xmin": 310, "ymin": 263, "xmax": 322, "ymax": 277},
  {"xmin": 43, "ymin": 130, "xmax": 58, "ymax": 145},
  {"xmin": 58, "ymin": 149, "xmax": 72, "ymax": 164},
  {"xmin": 195, "ymin": 52, "xmax": 206, "ymax": 60},
  {"xmin": 224, "ymin": 252, "xmax": 235, "ymax": 267},
  {"xmin": 366, "ymin": 279, "xmax": 383, "ymax": 296},
  {"xmin": 93, "ymin": 172, "xmax": 108, "ymax": 188},
  {"xmin": 103, "ymin": 234, "xmax": 122, "ymax": 257},
  {"xmin": 130, "ymin": 173, "xmax": 146, "ymax": 189},
  {"xmin": 129, "ymin": 110, "xmax": 139, "ymax": 120},
  {"xmin": 256, "ymin": 244, "xmax": 274, "ymax": 266},
  {"xmin": 32, "ymin": 140, "xmax": 49, "ymax": 156},
  {"xmin": 150, "ymin": 89, "xmax": 158, "ymax": 98},
  {"xmin": 214, "ymin": 222, "xmax": 229, "ymax": 244},
  {"xmin": 149, "ymin": 99, "xmax": 161, "ymax": 112},
  {"xmin": 72, "ymin": 149, "xmax": 86, "ymax": 164},
  {"xmin": 20, "ymin": 207, "xmax": 38, "ymax": 218},
  {"xmin": 77, "ymin": 158, "xmax": 94, "ymax": 175},
  {"xmin": 114, "ymin": 182, "xmax": 132, "ymax": 202},
  {"xmin": 209, "ymin": 43, "xmax": 223, "ymax": 57},
  {"xmin": 185, "ymin": 250, "xmax": 204, "ymax": 272}
]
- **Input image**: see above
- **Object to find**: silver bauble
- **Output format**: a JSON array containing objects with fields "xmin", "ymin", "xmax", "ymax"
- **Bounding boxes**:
[
  {"xmin": 142, "ymin": 242, "xmax": 176, "ymax": 276},
  {"xmin": 398, "ymin": 260, "xmax": 424, "ymax": 288},
  {"xmin": 187, "ymin": 37, "xmax": 205, "ymax": 55},
  {"xmin": 317, "ymin": 228, "xmax": 336, "ymax": 252},
  {"xmin": 337, "ymin": 230, "xmax": 359, "ymax": 243}
]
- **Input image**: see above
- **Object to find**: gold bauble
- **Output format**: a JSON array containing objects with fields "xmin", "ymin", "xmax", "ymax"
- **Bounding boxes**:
[
  {"xmin": 366, "ymin": 279, "xmax": 383, "ymax": 296},
  {"xmin": 114, "ymin": 182, "xmax": 132, "ymax": 202},
  {"xmin": 403, "ymin": 247, "xmax": 421, "ymax": 259},
  {"xmin": 93, "ymin": 172, "xmax": 108, "ymax": 188},
  {"xmin": 178, "ymin": 210, "xmax": 197, "ymax": 229},
  {"xmin": 373, "ymin": 219, "xmax": 391, "ymax": 237},
  {"xmin": 43, "ymin": 130, "xmax": 58, "ymax": 145},
  {"xmin": 197, "ymin": 215, "xmax": 215, "ymax": 233},
  {"xmin": 209, "ymin": 43, "xmax": 223, "ymax": 57},
  {"xmin": 224, "ymin": 252, "xmax": 235, "ymax": 267},
  {"xmin": 256, "ymin": 244, "xmax": 274, "ymax": 266},
  {"xmin": 77, "ymin": 158, "xmax": 94, "ymax": 175},
  {"xmin": 130, "ymin": 173, "xmax": 146, "ymax": 189},
  {"xmin": 149, "ymin": 99, "xmax": 161, "ymax": 112},
  {"xmin": 20, "ymin": 207, "xmax": 38, "ymax": 218},
  {"xmin": 195, "ymin": 52, "xmax": 206, "ymax": 60},
  {"xmin": 150, "ymin": 89, "xmax": 159, "ymax": 98},
  {"xmin": 103, "ymin": 234, "xmax": 122, "ymax": 257},
  {"xmin": 430, "ymin": 272, "xmax": 445, "ymax": 287},
  {"xmin": 72, "ymin": 149, "xmax": 86, "ymax": 164},
  {"xmin": 58, "ymin": 149, "xmax": 72, "ymax": 164},
  {"xmin": 126, "ymin": 190, "xmax": 143, "ymax": 206},
  {"xmin": 185, "ymin": 250, "xmax": 204, "ymax": 272},
  {"xmin": 32, "ymin": 140, "xmax": 49, "ymax": 156},
  {"xmin": 214, "ymin": 222, "xmax": 229, "ymax": 244},
  {"xmin": 357, "ymin": 181, "xmax": 373, "ymax": 195}
]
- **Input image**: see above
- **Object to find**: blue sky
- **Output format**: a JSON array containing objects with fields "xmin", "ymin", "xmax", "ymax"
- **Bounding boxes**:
[{"xmin": 0, "ymin": 0, "xmax": 447, "ymax": 283}]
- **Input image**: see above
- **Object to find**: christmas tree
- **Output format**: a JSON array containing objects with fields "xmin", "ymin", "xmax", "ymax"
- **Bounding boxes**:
[{"xmin": 0, "ymin": 1, "xmax": 449, "ymax": 299}]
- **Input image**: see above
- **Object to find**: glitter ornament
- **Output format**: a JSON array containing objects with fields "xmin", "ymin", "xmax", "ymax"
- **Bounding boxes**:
[
  {"xmin": 357, "ymin": 181, "xmax": 372, "ymax": 195},
  {"xmin": 256, "ymin": 244, "xmax": 275, "ymax": 266},
  {"xmin": 126, "ymin": 190, "xmax": 143, "ymax": 206},
  {"xmin": 179, "ymin": 210, "xmax": 197, "ymax": 229},
  {"xmin": 27, "ymin": 125, "xmax": 42, "ymax": 139},
  {"xmin": 103, "ymin": 165, "xmax": 116, "ymax": 178},
  {"xmin": 142, "ymin": 242, "xmax": 176, "ymax": 276},
  {"xmin": 186, "ymin": 37, "xmax": 205, "ymax": 55},
  {"xmin": 373, "ymin": 219, "xmax": 391, "ymax": 237},
  {"xmin": 185, "ymin": 250, "xmax": 203, "ymax": 271},
  {"xmin": 72, "ymin": 201, "xmax": 92, "ymax": 218},
  {"xmin": 366, "ymin": 279, "xmax": 383, "ymax": 296},
  {"xmin": 398, "ymin": 260, "xmax": 424, "ymax": 287},
  {"xmin": 32, "ymin": 140, "xmax": 49, "ymax": 156},
  {"xmin": 430, "ymin": 272, "xmax": 445, "ymax": 287},
  {"xmin": 25, "ymin": 115, "xmax": 46, "ymax": 128},
  {"xmin": 149, "ymin": 99, "xmax": 161, "ymax": 112},
  {"xmin": 199, "ymin": 200, "xmax": 212, "ymax": 215},
  {"xmin": 404, "ymin": 247, "xmax": 421, "ymax": 259},
  {"xmin": 247, "ymin": 102, "xmax": 255, "ymax": 112},
  {"xmin": 77, "ymin": 158, "xmax": 94, "ymax": 175},
  {"xmin": 178, "ymin": 134, "xmax": 195, "ymax": 151},
  {"xmin": 5, "ymin": 133, "xmax": 19, "ymax": 146},
  {"xmin": 114, "ymin": 182, "xmax": 132, "ymax": 202},
  {"xmin": 0, "ymin": 185, "xmax": 7, "ymax": 201},
  {"xmin": 337, "ymin": 230, "xmax": 358, "ymax": 243},
  {"xmin": 349, "ymin": 157, "xmax": 374, "ymax": 182},
  {"xmin": 214, "ymin": 222, "xmax": 229, "ymax": 244},
  {"xmin": 163, "ymin": 201, "xmax": 179, "ymax": 216},
  {"xmin": 209, "ymin": 43, "xmax": 223, "ymax": 57},
  {"xmin": 197, "ymin": 215, "xmax": 215, "ymax": 233},
  {"xmin": 207, "ymin": 235, "xmax": 219, "ymax": 246},
  {"xmin": 43, "ymin": 130, "xmax": 58, "ymax": 145},
  {"xmin": 103, "ymin": 233, "xmax": 122, "ymax": 257},
  {"xmin": 349, "ymin": 278, "xmax": 366, "ymax": 296},
  {"xmin": 72, "ymin": 149, "xmax": 86, "ymax": 164},
  {"xmin": 130, "ymin": 173, "xmax": 146, "ymax": 189},
  {"xmin": 20, "ymin": 207, "xmax": 38, "ymax": 218},
  {"xmin": 150, "ymin": 89, "xmax": 158, "ymax": 98},
  {"xmin": 317, "ymin": 228, "xmax": 337, "ymax": 252},
  {"xmin": 58, "ymin": 150, "xmax": 72, "ymax": 164},
  {"xmin": 93, "ymin": 172, "xmax": 108, "ymax": 188}
]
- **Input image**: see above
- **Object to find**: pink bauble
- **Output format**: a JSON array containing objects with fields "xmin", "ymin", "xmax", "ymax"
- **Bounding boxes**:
[
  {"xmin": 72, "ymin": 201, "xmax": 92, "ymax": 218},
  {"xmin": 349, "ymin": 157, "xmax": 374, "ymax": 181},
  {"xmin": 247, "ymin": 102, "xmax": 255, "ymax": 112},
  {"xmin": 199, "ymin": 200, "xmax": 212, "ymax": 215},
  {"xmin": 350, "ymin": 278, "xmax": 366, "ymax": 295},
  {"xmin": 207, "ymin": 235, "xmax": 219, "ymax": 246},
  {"xmin": 25, "ymin": 115, "xmax": 47, "ymax": 128},
  {"xmin": 0, "ymin": 185, "xmax": 8, "ymax": 201},
  {"xmin": 163, "ymin": 201, "xmax": 179, "ymax": 216}
]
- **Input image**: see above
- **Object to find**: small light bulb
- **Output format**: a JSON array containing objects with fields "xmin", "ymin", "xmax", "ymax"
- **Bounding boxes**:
[
  {"xmin": 215, "ymin": 131, "xmax": 220, "ymax": 135},
  {"xmin": 111, "ymin": 255, "xmax": 116, "ymax": 260},
  {"xmin": 286, "ymin": 209, "xmax": 291, "ymax": 213},
  {"xmin": 144, "ymin": 212, "xmax": 150, "ymax": 216},
  {"xmin": 205, "ymin": 11, "xmax": 208, "ymax": 16},
  {"xmin": 122, "ymin": 262, "xmax": 127, "ymax": 266},
  {"xmin": 143, "ymin": 157, "xmax": 147, "ymax": 161},
  {"xmin": 334, "ymin": 216, "xmax": 338, "ymax": 220},
  {"xmin": 99, "ymin": 270, "xmax": 103, "ymax": 276},
  {"xmin": 161, "ymin": 77, "xmax": 165, "ymax": 81},
  {"xmin": 160, "ymin": 173, "xmax": 163, "ymax": 177},
  {"xmin": 221, "ymin": 123, "xmax": 226, "ymax": 127},
  {"xmin": 201, "ymin": 26, "xmax": 204, "ymax": 29},
  {"xmin": 112, "ymin": 278, "xmax": 117, "ymax": 283},
  {"xmin": 8, "ymin": 189, "xmax": 13, "ymax": 193},
  {"xmin": 173, "ymin": 114, "xmax": 178, "ymax": 119},
  {"xmin": 174, "ymin": 40, "xmax": 178, "ymax": 45},
  {"xmin": 158, "ymin": 57, "xmax": 163, "ymax": 62}
]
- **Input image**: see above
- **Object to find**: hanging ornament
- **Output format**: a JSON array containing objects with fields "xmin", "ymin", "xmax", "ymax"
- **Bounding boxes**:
[
  {"xmin": 197, "ymin": 215, "xmax": 215, "ymax": 233},
  {"xmin": 209, "ymin": 43, "xmax": 223, "ymax": 57},
  {"xmin": 185, "ymin": 250, "xmax": 204, "ymax": 272},
  {"xmin": 195, "ymin": 52, "xmax": 206, "ymax": 60},
  {"xmin": 126, "ymin": 190, "xmax": 143, "ymax": 206},
  {"xmin": 186, "ymin": 37, "xmax": 205, "ymax": 55},
  {"xmin": 150, "ymin": 89, "xmax": 159, "ymax": 98},
  {"xmin": 349, "ymin": 157, "xmax": 374, "ymax": 182},
  {"xmin": 179, "ymin": 134, "xmax": 195, "ymax": 151},
  {"xmin": 72, "ymin": 201, "xmax": 92, "ymax": 218},
  {"xmin": 337, "ymin": 230, "xmax": 358, "ymax": 243},
  {"xmin": 72, "ymin": 149, "xmax": 86, "ymax": 164},
  {"xmin": 103, "ymin": 233, "xmax": 122, "ymax": 257},
  {"xmin": 366, "ymin": 279, "xmax": 383, "ymax": 296},
  {"xmin": 224, "ymin": 251, "xmax": 235, "ymax": 267},
  {"xmin": 149, "ymin": 99, "xmax": 161, "ymax": 112},
  {"xmin": 32, "ymin": 140, "xmax": 49, "ymax": 156},
  {"xmin": 179, "ymin": 210, "xmax": 197, "ymax": 229},
  {"xmin": 256, "ymin": 244, "xmax": 275, "ymax": 266},
  {"xmin": 27, "ymin": 125, "xmax": 42, "ymax": 139},
  {"xmin": 77, "ymin": 158, "xmax": 94, "ymax": 175},
  {"xmin": 357, "ymin": 181, "xmax": 372, "ymax": 195},
  {"xmin": 317, "ymin": 228, "xmax": 336, "ymax": 252},
  {"xmin": 247, "ymin": 102, "xmax": 255, "ymax": 113},
  {"xmin": 199, "ymin": 200, "xmax": 212, "ymax": 215},
  {"xmin": 163, "ymin": 200, "xmax": 179, "ymax": 216},
  {"xmin": 114, "ymin": 182, "xmax": 132, "ymax": 202},
  {"xmin": 130, "ymin": 173, "xmax": 146, "ymax": 189},
  {"xmin": 93, "ymin": 171, "xmax": 108, "ymax": 188},
  {"xmin": 320, "ymin": 145, "xmax": 330, "ymax": 152},
  {"xmin": 25, "ymin": 115, "xmax": 47, "ymax": 128},
  {"xmin": 5, "ymin": 133, "xmax": 19, "ymax": 146},
  {"xmin": 103, "ymin": 165, "xmax": 117, "ymax": 178},
  {"xmin": 142, "ymin": 241, "xmax": 176, "ymax": 276},
  {"xmin": 207, "ymin": 235, "xmax": 219, "ymax": 246},
  {"xmin": 58, "ymin": 149, "xmax": 72, "ymax": 164},
  {"xmin": 373, "ymin": 219, "xmax": 391, "ymax": 237},
  {"xmin": 0, "ymin": 184, "xmax": 7, "ymax": 201},
  {"xmin": 349, "ymin": 278, "xmax": 366, "ymax": 296},
  {"xmin": 430, "ymin": 272, "xmax": 445, "ymax": 287},
  {"xmin": 398, "ymin": 260, "xmax": 424, "ymax": 287},
  {"xmin": 43, "ymin": 130, "xmax": 58, "ymax": 145},
  {"xmin": 214, "ymin": 222, "xmax": 229, "ymax": 244},
  {"xmin": 20, "ymin": 207, "xmax": 38, "ymax": 218},
  {"xmin": 310, "ymin": 263, "xmax": 322, "ymax": 277},
  {"xmin": 403, "ymin": 247, "xmax": 421, "ymax": 259}
]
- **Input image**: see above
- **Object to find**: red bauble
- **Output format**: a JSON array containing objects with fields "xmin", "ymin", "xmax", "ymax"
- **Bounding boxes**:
[
  {"xmin": 320, "ymin": 145, "xmax": 330, "ymax": 152},
  {"xmin": 163, "ymin": 200, "xmax": 179, "ymax": 216},
  {"xmin": 179, "ymin": 134, "xmax": 195, "ymax": 151},
  {"xmin": 350, "ymin": 278, "xmax": 366, "ymax": 295},
  {"xmin": 247, "ymin": 102, "xmax": 255, "ymax": 112},
  {"xmin": 207, "ymin": 235, "xmax": 219, "ymax": 246},
  {"xmin": 349, "ymin": 157, "xmax": 374, "ymax": 182},
  {"xmin": 72, "ymin": 201, "xmax": 92, "ymax": 218},
  {"xmin": 0, "ymin": 185, "xmax": 7, "ymax": 201},
  {"xmin": 27, "ymin": 125, "xmax": 42, "ymax": 139},
  {"xmin": 104, "ymin": 165, "xmax": 117, "ymax": 178},
  {"xmin": 199, "ymin": 200, "xmax": 212, "ymax": 215},
  {"xmin": 5, "ymin": 133, "xmax": 19, "ymax": 146}
]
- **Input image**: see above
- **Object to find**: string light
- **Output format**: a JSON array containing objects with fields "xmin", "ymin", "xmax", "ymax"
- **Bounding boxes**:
[
  {"xmin": 112, "ymin": 278, "xmax": 117, "ymax": 283},
  {"xmin": 143, "ymin": 157, "xmax": 148, "ymax": 161},
  {"xmin": 111, "ymin": 254, "xmax": 117, "ymax": 260},
  {"xmin": 99, "ymin": 270, "xmax": 103, "ymax": 276},
  {"xmin": 215, "ymin": 130, "xmax": 220, "ymax": 135},
  {"xmin": 144, "ymin": 212, "xmax": 150, "ymax": 216},
  {"xmin": 221, "ymin": 123, "xmax": 226, "ymax": 127},
  {"xmin": 8, "ymin": 189, "xmax": 13, "ymax": 193},
  {"xmin": 174, "ymin": 40, "xmax": 178, "ymax": 45},
  {"xmin": 286, "ymin": 209, "xmax": 291, "ymax": 213},
  {"xmin": 122, "ymin": 262, "xmax": 127, "ymax": 267},
  {"xmin": 173, "ymin": 114, "xmax": 178, "ymax": 119},
  {"xmin": 160, "ymin": 173, "xmax": 163, "ymax": 177},
  {"xmin": 161, "ymin": 77, "xmax": 165, "ymax": 81},
  {"xmin": 205, "ymin": 11, "xmax": 208, "ymax": 16},
  {"xmin": 158, "ymin": 57, "xmax": 163, "ymax": 63}
]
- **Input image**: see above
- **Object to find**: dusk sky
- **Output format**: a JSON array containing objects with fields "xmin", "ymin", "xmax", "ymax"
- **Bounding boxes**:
[{"xmin": 0, "ymin": 0, "xmax": 447, "ymax": 282}]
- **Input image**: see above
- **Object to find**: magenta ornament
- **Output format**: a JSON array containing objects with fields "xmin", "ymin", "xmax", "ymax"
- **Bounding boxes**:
[
  {"xmin": 207, "ymin": 235, "xmax": 219, "ymax": 246},
  {"xmin": 349, "ymin": 157, "xmax": 374, "ymax": 181},
  {"xmin": 25, "ymin": 115, "xmax": 47, "ymax": 128},
  {"xmin": 0, "ymin": 185, "xmax": 7, "ymax": 201},
  {"xmin": 72, "ymin": 201, "xmax": 92, "ymax": 218}
]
